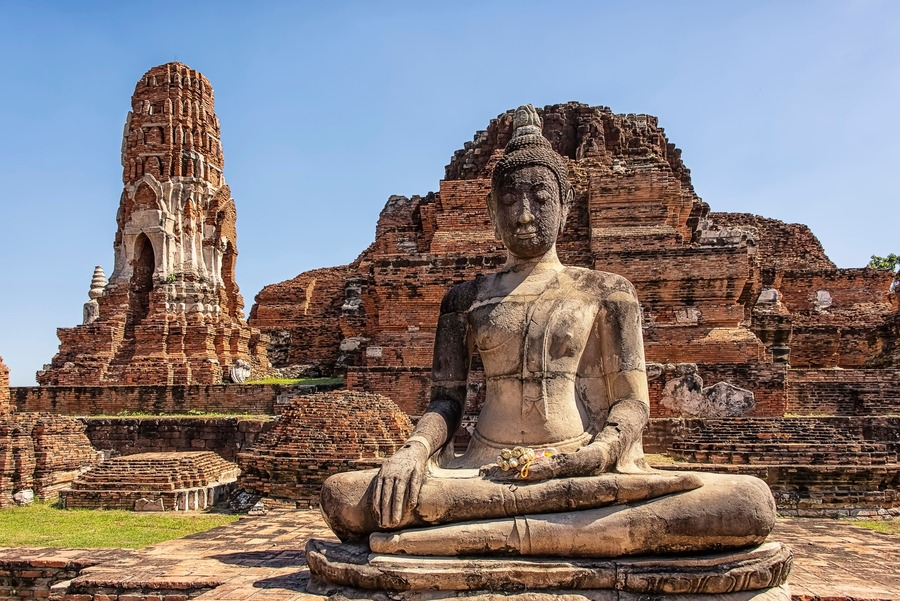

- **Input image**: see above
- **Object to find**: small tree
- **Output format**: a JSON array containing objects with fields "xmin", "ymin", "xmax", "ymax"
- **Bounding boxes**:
[
  {"xmin": 868, "ymin": 254, "xmax": 900, "ymax": 292},
  {"xmin": 867, "ymin": 254, "xmax": 900, "ymax": 272}
]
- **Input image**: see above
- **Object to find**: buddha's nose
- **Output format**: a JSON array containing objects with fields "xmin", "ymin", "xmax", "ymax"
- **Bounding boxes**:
[{"xmin": 518, "ymin": 201, "xmax": 535, "ymax": 225}]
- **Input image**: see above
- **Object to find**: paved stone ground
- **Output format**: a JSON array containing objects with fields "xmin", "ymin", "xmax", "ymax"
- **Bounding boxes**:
[{"xmin": 2, "ymin": 510, "xmax": 898, "ymax": 600}]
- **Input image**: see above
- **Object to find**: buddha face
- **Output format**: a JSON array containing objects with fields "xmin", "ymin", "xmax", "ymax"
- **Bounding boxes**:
[{"xmin": 491, "ymin": 165, "xmax": 568, "ymax": 260}]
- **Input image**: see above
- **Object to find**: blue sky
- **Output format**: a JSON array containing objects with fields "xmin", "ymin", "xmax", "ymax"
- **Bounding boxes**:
[{"xmin": 0, "ymin": 0, "xmax": 897, "ymax": 385}]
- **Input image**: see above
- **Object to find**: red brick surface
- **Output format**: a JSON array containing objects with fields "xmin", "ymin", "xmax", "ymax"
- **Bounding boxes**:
[{"xmin": 0, "ymin": 357, "xmax": 8, "ymax": 415}]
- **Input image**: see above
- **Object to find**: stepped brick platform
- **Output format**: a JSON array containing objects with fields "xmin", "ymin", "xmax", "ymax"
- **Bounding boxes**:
[
  {"xmin": 654, "ymin": 417, "xmax": 900, "ymax": 515},
  {"xmin": 667, "ymin": 417, "xmax": 900, "ymax": 465},
  {"xmin": 63, "ymin": 451, "xmax": 239, "ymax": 510},
  {"xmin": 1, "ymin": 510, "xmax": 898, "ymax": 601},
  {"xmin": 237, "ymin": 391, "xmax": 412, "ymax": 507},
  {"xmin": 668, "ymin": 417, "xmax": 899, "ymax": 465}
]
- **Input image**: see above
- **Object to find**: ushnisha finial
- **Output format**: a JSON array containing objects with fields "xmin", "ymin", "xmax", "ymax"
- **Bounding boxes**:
[
  {"xmin": 491, "ymin": 105, "xmax": 570, "ymax": 200},
  {"xmin": 511, "ymin": 104, "xmax": 542, "ymax": 139}
]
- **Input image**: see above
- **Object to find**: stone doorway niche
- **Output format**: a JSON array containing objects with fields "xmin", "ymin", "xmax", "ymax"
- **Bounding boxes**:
[{"xmin": 128, "ymin": 233, "xmax": 155, "ymax": 330}]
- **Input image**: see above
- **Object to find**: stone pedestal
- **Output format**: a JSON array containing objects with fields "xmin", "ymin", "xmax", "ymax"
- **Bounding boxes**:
[{"xmin": 306, "ymin": 539, "xmax": 791, "ymax": 600}]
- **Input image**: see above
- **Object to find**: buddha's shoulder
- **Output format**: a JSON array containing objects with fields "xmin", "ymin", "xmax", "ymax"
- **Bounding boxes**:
[
  {"xmin": 440, "ymin": 278, "xmax": 482, "ymax": 313},
  {"xmin": 561, "ymin": 267, "xmax": 639, "ymax": 301}
]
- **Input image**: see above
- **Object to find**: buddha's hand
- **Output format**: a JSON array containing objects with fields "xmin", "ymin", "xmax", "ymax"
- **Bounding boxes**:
[
  {"xmin": 517, "ymin": 441, "xmax": 614, "ymax": 482},
  {"xmin": 372, "ymin": 439, "xmax": 430, "ymax": 528}
]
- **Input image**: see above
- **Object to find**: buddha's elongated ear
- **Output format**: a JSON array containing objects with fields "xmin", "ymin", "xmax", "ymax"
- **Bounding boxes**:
[
  {"xmin": 486, "ymin": 192, "xmax": 501, "ymax": 240},
  {"xmin": 559, "ymin": 187, "xmax": 573, "ymax": 234}
]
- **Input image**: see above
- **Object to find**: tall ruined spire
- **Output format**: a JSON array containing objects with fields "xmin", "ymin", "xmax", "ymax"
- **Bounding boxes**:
[{"xmin": 39, "ymin": 63, "xmax": 268, "ymax": 386}]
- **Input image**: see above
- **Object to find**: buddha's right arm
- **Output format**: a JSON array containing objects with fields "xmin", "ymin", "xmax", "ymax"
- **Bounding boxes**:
[
  {"xmin": 372, "ymin": 289, "xmax": 472, "ymax": 527},
  {"xmin": 411, "ymin": 308, "xmax": 471, "ymax": 456}
]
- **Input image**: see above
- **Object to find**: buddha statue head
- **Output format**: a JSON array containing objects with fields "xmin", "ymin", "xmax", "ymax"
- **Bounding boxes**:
[{"xmin": 488, "ymin": 105, "xmax": 573, "ymax": 260}]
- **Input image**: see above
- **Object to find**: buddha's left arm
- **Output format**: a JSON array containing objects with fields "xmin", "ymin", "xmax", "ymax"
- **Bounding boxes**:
[
  {"xmin": 523, "ymin": 285, "xmax": 648, "ymax": 480},
  {"xmin": 585, "ymin": 286, "xmax": 650, "ymax": 472},
  {"xmin": 574, "ymin": 285, "xmax": 649, "ymax": 471}
]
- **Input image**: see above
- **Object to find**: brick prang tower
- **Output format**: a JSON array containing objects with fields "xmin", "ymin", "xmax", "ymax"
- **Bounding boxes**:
[{"xmin": 39, "ymin": 62, "xmax": 268, "ymax": 385}]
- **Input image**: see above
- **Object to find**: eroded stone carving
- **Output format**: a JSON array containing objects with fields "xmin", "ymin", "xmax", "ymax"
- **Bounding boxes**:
[
  {"xmin": 309, "ymin": 106, "xmax": 789, "ymax": 597},
  {"xmin": 230, "ymin": 359, "xmax": 251, "ymax": 384},
  {"xmin": 652, "ymin": 363, "xmax": 756, "ymax": 417}
]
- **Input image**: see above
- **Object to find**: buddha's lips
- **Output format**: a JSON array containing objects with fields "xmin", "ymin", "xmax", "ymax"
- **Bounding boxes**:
[{"xmin": 515, "ymin": 231, "xmax": 537, "ymax": 239}]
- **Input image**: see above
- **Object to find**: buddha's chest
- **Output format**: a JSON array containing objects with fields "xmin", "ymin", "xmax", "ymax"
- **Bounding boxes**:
[{"xmin": 470, "ymin": 296, "xmax": 598, "ymax": 375}]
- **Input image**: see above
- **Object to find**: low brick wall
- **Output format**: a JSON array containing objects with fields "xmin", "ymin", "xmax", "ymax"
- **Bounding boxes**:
[
  {"xmin": 642, "ymin": 418, "xmax": 686, "ymax": 454},
  {"xmin": 0, "ymin": 557, "xmax": 93, "ymax": 600},
  {"xmin": 11, "ymin": 385, "xmax": 289, "ymax": 416},
  {"xmin": 81, "ymin": 417, "xmax": 274, "ymax": 462},
  {"xmin": 787, "ymin": 368, "xmax": 900, "ymax": 415}
]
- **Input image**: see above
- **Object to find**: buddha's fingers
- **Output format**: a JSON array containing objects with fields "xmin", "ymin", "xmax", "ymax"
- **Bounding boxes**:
[
  {"xmin": 407, "ymin": 465, "xmax": 423, "ymax": 511},
  {"xmin": 372, "ymin": 476, "xmax": 383, "ymax": 525},
  {"xmin": 390, "ymin": 477, "xmax": 405, "ymax": 527},
  {"xmin": 378, "ymin": 477, "xmax": 397, "ymax": 528}
]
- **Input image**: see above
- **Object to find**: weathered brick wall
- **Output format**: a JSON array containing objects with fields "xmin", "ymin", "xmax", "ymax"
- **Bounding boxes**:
[
  {"xmin": 787, "ymin": 369, "xmax": 900, "ymax": 415},
  {"xmin": 780, "ymin": 269, "xmax": 896, "ymax": 368},
  {"xmin": 642, "ymin": 418, "xmax": 686, "ymax": 454},
  {"xmin": 647, "ymin": 363, "xmax": 787, "ymax": 418},
  {"xmin": 345, "ymin": 367, "xmax": 433, "ymax": 416},
  {"xmin": 249, "ymin": 266, "xmax": 350, "ymax": 369},
  {"xmin": 238, "ymin": 390, "xmax": 412, "ymax": 506},
  {"xmin": 710, "ymin": 213, "xmax": 835, "ymax": 272},
  {"xmin": 0, "ymin": 413, "xmax": 99, "ymax": 507},
  {"xmin": 81, "ymin": 416, "xmax": 273, "ymax": 461},
  {"xmin": 697, "ymin": 363, "xmax": 788, "ymax": 416},
  {"xmin": 12, "ymin": 384, "xmax": 287, "ymax": 416},
  {"xmin": 0, "ymin": 357, "xmax": 8, "ymax": 415}
]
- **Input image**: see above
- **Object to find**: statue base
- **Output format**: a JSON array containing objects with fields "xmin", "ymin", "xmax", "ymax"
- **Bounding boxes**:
[{"xmin": 306, "ymin": 539, "xmax": 792, "ymax": 600}]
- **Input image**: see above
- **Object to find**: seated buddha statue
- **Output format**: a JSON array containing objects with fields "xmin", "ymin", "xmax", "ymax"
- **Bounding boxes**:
[{"xmin": 319, "ymin": 105, "xmax": 776, "ymax": 558}]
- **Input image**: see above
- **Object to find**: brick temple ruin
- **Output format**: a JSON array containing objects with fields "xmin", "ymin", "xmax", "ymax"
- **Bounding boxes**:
[
  {"xmin": 250, "ymin": 103, "xmax": 900, "ymax": 418},
  {"xmin": 39, "ymin": 62, "xmax": 268, "ymax": 386},
  {"xmin": 244, "ymin": 103, "xmax": 899, "ymax": 514}
]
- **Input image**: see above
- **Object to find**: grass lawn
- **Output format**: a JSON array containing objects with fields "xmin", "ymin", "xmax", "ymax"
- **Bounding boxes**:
[
  {"xmin": 0, "ymin": 503, "xmax": 240, "ymax": 549},
  {"xmin": 848, "ymin": 519, "xmax": 900, "ymax": 535}
]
